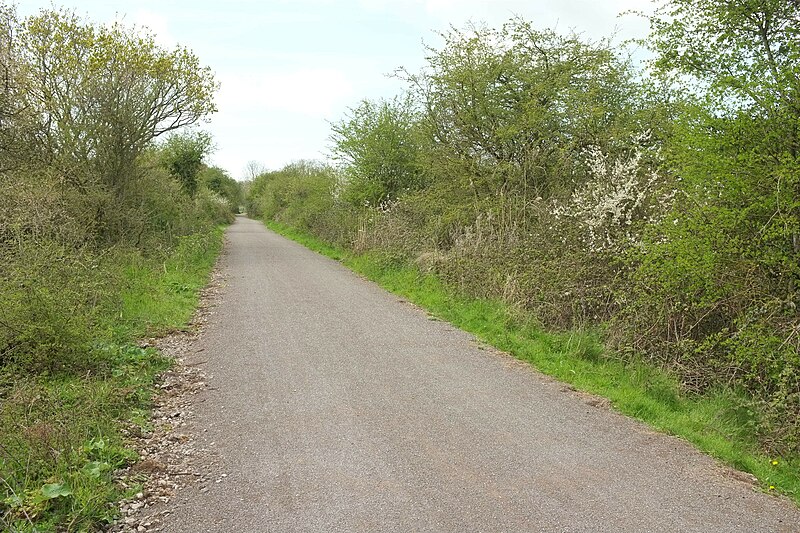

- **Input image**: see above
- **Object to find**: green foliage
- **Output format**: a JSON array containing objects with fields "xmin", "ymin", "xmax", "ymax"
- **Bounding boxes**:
[
  {"xmin": 404, "ymin": 19, "xmax": 640, "ymax": 197},
  {"xmin": 616, "ymin": 0, "xmax": 800, "ymax": 453},
  {"xmin": 0, "ymin": 240, "xmax": 117, "ymax": 373},
  {"xmin": 15, "ymin": 7, "xmax": 217, "ymax": 191},
  {"xmin": 647, "ymin": 0, "xmax": 800, "ymax": 114},
  {"xmin": 0, "ymin": 228, "xmax": 223, "ymax": 531},
  {"xmin": 194, "ymin": 187, "xmax": 236, "ymax": 225},
  {"xmin": 200, "ymin": 166, "xmax": 243, "ymax": 212},
  {"xmin": 159, "ymin": 131, "xmax": 213, "ymax": 196},
  {"xmin": 118, "ymin": 228, "xmax": 225, "ymax": 339},
  {"xmin": 246, "ymin": 161, "xmax": 353, "ymax": 245},
  {"xmin": 0, "ymin": 347, "xmax": 165, "ymax": 530},
  {"xmin": 330, "ymin": 97, "xmax": 426, "ymax": 207}
]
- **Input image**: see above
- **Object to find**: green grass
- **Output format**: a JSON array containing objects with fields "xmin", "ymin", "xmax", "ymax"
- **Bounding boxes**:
[
  {"xmin": 265, "ymin": 219, "xmax": 800, "ymax": 506},
  {"xmin": 0, "ymin": 227, "xmax": 226, "ymax": 532},
  {"xmin": 117, "ymin": 229, "xmax": 225, "ymax": 339}
]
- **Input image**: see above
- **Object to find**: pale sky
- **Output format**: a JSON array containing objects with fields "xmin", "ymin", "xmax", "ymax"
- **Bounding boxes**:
[{"xmin": 18, "ymin": 1, "xmax": 656, "ymax": 179}]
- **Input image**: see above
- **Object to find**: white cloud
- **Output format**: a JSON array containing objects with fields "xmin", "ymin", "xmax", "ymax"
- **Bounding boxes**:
[
  {"xmin": 357, "ymin": 0, "xmax": 651, "ymax": 41},
  {"xmin": 129, "ymin": 9, "xmax": 176, "ymax": 47},
  {"xmin": 216, "ymin": 68, "xmax": 355, "ymax": 119}
]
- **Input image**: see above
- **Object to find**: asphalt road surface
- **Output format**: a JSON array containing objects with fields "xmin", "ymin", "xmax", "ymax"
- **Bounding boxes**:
[{"xmin": 156, "ymin": 216, "xmax": 800, "ymax": 532}]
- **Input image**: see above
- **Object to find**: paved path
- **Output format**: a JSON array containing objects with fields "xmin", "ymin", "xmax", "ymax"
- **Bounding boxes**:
[{"xmin": 157, "ymin": 216, "xmax": 800, "ymax": 532}]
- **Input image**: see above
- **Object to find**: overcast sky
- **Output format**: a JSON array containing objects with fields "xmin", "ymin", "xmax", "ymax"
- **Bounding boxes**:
[{"xmin": 18, "ymin": 0, "xmax": 656, "ymax": 179}]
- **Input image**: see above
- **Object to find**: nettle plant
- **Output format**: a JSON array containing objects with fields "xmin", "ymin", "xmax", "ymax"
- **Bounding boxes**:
[{"xmin": 551, "ymin": 133, "xmax": 674, "ymax": 253}]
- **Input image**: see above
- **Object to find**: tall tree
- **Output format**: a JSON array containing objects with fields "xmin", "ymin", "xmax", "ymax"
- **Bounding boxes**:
[
  {"xmin": 646, "ymin": 0, "xmax": 800, "ymax": 274},
  {"xmin": 16, "ymin": 8, "xmax": 218, "ymax": 192},
  {"xmin": 621, "ymin": 0, "xmax": 800, "ymax": 424},
  {"xmin": 402, "ymin": 20, "xmax": 638, "ymax": 197}
]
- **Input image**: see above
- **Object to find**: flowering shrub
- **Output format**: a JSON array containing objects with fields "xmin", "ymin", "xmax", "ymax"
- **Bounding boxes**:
[{"xmin": 551, "ymin": 136, "xmax": 672, "ymax": 253}]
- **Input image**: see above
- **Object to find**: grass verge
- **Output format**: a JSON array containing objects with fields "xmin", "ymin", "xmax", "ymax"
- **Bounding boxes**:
[
  {"xmin": 265, "ymin": 219, "xmax": 800, "ymax": 506},
  {"xmin": 0, "ymin": 227, "xmax": 225, "ymax": 532}
]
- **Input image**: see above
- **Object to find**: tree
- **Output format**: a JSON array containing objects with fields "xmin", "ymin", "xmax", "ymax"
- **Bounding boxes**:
[
  {"xmin": 159, "ymin": 131, "xmax": 213, "ymax": 196},
  {"xmin": 649, "ymin": 0, "xmax": 800, "ymax": 115},
  {"xmin": 330, "ymin": 97, "xmax": 425, "ymax": 207},
  {"xmin": 618, "ymin": 1, "xmax": 800, "ymax": 445},
  {"xmin": 0, "ymin": 5, "xmax": 40, "ymax": 173},
  {"xmin": 16, "ymin": 8, "xmax": 218, "ymax": 192},
  {"xmin": 244, "ymin": 160, "xmax": 267, "ymax": 181},
  {"xmin": 200, "ymin": 165, "xmax": 243, "ymax": 210},
  {"xmin": 401, "ymin": 20, "xmax": 638, "ymax": 197},
  {"xmin": 644, "ymin": 0, "xmax": 800, "ymax": 290}
]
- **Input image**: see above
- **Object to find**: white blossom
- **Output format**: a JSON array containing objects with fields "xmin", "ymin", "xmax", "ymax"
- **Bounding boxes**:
[{"xmin": 550, "ymin": 135, "xmax": 673, "ymax": 253}]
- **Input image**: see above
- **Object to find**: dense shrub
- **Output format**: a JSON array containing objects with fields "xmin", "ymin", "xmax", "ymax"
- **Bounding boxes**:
[
  {"xmin": 201, "ymin": 166, "xmax": 244, "ymax": 213},
  {"xmin": 0, "ymin": 240, "xmax": 116, "ymax": 373},
  {"xmin": 0, "ymin": 5, "xmax": 242, "ymax": 377},
  {"xmin": 248, "ymin": 161, "xmax": 355, "ymax": 245}
]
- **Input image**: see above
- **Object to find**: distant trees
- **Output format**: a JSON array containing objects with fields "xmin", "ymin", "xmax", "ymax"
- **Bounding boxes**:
[
  {"xmin": 244, "ymin": 160, "xmax": 267, "ymax": 181},
  {"xmin": 200, "ymin": 166, "xmax": 244, "ymax": 211}
]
